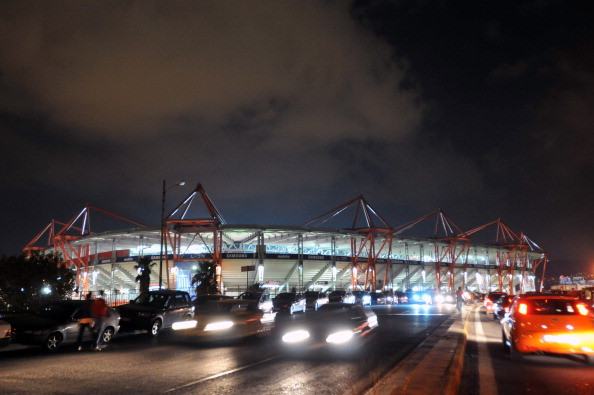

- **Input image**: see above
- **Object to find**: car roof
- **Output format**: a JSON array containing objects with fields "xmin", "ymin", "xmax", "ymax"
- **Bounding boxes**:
[{"xmin": 517, "ymin": 295, "xmax": 579, "ymax": 300}]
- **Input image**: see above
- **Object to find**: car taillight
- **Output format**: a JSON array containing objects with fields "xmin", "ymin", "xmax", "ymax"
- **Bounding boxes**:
[
  {"xmin": 518, "ymin": 303, "xmax": 528, "ymax": 315},
  {"xmin": 576, "ymin": 303, "xmax": 589, "ymax": 316}
]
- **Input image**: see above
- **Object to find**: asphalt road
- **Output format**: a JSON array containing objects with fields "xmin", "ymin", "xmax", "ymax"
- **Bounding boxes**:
[
  {"xmin": 460, "ymin": 306, "xmax": 594, "ymax": 395},
  {"xmin": 0, "ymin": 304, "xmax": 453, "ymax": 394}
]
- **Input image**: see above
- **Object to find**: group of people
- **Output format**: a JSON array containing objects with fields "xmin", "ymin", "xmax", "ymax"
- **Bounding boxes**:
[{"xmin": 76, "ymin": 291, "xmax": 109, "ymax": 351}]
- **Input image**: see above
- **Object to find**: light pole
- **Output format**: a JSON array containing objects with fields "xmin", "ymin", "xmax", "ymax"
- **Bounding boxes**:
[{"xmin": 159, "ymin": 180, "xmax": 186, "ymax": 289}]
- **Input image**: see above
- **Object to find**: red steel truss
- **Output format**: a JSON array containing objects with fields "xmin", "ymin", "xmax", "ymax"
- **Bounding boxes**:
[
  {"xmin": 164, "ymin": 184, "xmax": 226, "ymax": 289},
  {"xmin": 394, "ymin": 209, "xmax": 470, "ymax": 293},
  {"xmin": 463, "ymin": 219, "xmax": 546, "ymax": 294},
  {"xmin": 23, "ymin": 205, "xmax": 146, "ymax": 293},
  {"xmin": 303, "ymin": 195, "xmax": 393, "ymax": 291}
]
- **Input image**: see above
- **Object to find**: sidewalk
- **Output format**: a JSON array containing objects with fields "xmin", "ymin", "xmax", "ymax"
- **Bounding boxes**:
[{"xmin": 366, "ymin": 306, "xmax": 471, "ymax": 395}]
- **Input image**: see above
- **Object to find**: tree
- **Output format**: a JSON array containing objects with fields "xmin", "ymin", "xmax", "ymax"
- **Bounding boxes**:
[
  {"xmin": 134, "ymin": 256, "xmax": 155, "ymax": 294},
  {"xmin": 0, "ymin": 253, "xmax": 75, "ymax": 311},
  {"xmin": 191, "ymin": 261, "xmax": 219, "ymax": 296}
]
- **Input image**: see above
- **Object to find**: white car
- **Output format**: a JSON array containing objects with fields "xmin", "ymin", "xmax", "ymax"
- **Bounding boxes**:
[{"xmin": 0, "ymin": 319, "xmax": 11, "ymax": 347}]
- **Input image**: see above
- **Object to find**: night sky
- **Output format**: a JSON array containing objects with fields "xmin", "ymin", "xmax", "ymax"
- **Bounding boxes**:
[{"xmin": 1, "ymin": 1, "xmax": 592, "ymax": 277}]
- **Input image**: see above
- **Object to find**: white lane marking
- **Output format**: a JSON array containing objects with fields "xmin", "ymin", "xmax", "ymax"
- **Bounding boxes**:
[
  {"xmin": 474, "ymin": 309, "xmax": 498, "ymax": 395},
  {"xmin": 163, "ymin": 356, "xmax": 279, "ymax": 393}
]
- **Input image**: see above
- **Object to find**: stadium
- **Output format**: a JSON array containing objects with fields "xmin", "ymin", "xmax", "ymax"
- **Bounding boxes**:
[{"xmin": 24, "ymin": 184, "xmax": 547, "ymax": 300}]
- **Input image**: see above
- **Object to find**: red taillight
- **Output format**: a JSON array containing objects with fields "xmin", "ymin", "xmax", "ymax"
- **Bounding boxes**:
[
  {"xmin": 518, "ymin": 303, "xmax": 528, "ymax": 315},
  {"xmin": 576, "ymin": 303, "xmax": 589, "ymax": 316}
]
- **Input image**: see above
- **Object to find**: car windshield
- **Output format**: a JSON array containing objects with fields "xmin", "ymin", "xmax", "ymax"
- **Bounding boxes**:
[
  {"xmin": 36, "ymin": 304, "xmax": 76, "ymax": 320},
  {"xmin": 237, "ymin": 292, "xmax": 261, "ymax": 300},
  {"xmin": 135, "ymin": 293, "xmax": 168, "ymax": 308},
  {"xmin": 524, "ymin": 299, "xmax": 583, "ymax": 315}
]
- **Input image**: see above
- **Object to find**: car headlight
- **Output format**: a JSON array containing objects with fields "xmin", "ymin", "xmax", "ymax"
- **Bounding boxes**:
[
  {"xmin": 172, "ymin": 320, "xmax": 198, "ymax": 330},
  {"xmin": 204, "ymin": 321, "xmax": 234, "ymax": 331},
  {"xmin": 326, "ymin": 330, "xmax": 354, "ymax": 344},
  {"xmin": 435, "ymin": 295, "xmax": 445, "ymax": 304},
  {"xmin": 282, "ymin": 330, "xmax": 310, "ymax": 343},
  {"xmin": 412, "ymin": 294, "xmax": 421, "ymax": 301},
  {"xmin": 445, "ymin": 295, "xmax": 454, "ymax": 303}
]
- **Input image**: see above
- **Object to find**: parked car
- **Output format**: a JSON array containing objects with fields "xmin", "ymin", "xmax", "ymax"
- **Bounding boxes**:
[
  {"xmin": 172, "ymin": 299, "xmax": 276, "ymax": 342},
  {"xmin": 0, "ymin": 319, "xmax": 11, "ymax": 347},
  {"xmin": 484, "ymin": 292, "xmax": 507, "ymax": 314},
  {"xmin": 493, "ymin": 295, "xmax": 515, "ymax": 321},
  {"xmin": 303, "ymin": 291, "xmax": 329, "ymax": 311},
  {"xmin": 8, "ymin": 300, "xmax": 120, "ymax": 351},
  {"xmin": 117, "ymin": 290, "xmax": 194, "ymax": 336},
  {"xmin": 352, "ymin": 291, "xmax": 372, "ymax": 306},
  {"xmin": 328, "ymin": 290, "xmax": 355, "ymax": 304},
  {"xmin": 502, "ymin": 295, "xmax": 594, "ymax": 363},
  {"xmin": 280, "ymin": 303, "xmax": 378, "ymax": 355},
  {"xmin": 272, "ymin": 293, "xmax": 306, "ymax": 314},
  {"xmin": 370, "ymin": 291, "xmax": 387, "ymax": 305},
  {"xmin": 236, "ymin": 292, "xmax": 273, "ymax": 312},
  {"xmin": 395, "ymin": 291, "xmax": 408, "ymax": 304}
]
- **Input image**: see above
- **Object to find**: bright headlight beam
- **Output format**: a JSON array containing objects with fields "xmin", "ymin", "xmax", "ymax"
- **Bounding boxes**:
[
  {"xmin": 282, "ymin": 330, "xmax": 310, "ymax": 343},
  {"xmin": 204, "ymin": 321, "xmax": 234, "ymax": 331},
  {"xmin": 172, "ymin": 320, "xmax": 198, "ymax": 330},
  {"xmin": 326, "ymin": 330, "xmax": 354, "ymax": 344}
]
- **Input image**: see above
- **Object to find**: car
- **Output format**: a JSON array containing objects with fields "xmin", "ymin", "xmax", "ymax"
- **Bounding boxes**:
[
  {"xmin": 193, "ymin": 294, "xmax": 234, "ymax": 310},
  {"xmin": 434, "ymin": 293, "xmax": 455, "ymax": 304},
  {"xmin": 408, "ymin": 291, "xmax": 433, "ymax": 304},
  {"xmin": 236, "ymin": 291, "xmax": 273, "ymax": 312},
  {"xmin": 328, "ymin": 290, "xmax": 356, "ymax": 304},
  {"xmin": 484, "ymin": 292, "xmax": 507, "ymax": 314},
  {"xmin": 280, "ymin": 303, "xmax": 378, "ymax": 355},
  {"xmin": 8, "ymin": 300, "xmax": 120, "ymax": 351},
  {"xmin": 303, "ymin": 291, "xmax": 328, "ymax": 311},
  {"xmin": 272, "ymin": 293, "xmax": 307, "ymax": 314},
  {"xmin": 352, "ymin": 291, "xmax": 372, "ymax": 306},
  {"xmin": 117, "ymin": 290, "xmax": 194, "ymax": 336},
  {"xmin": 493, "ymin": 295, "xmax": 515, "ymax": 321},
  {"xmin": 394, "ymin": 291, "xmax": 408, "ymax": 304},
  {"xmin": 370, "ymin": 291, "xmax": 387, "ymax": 305},
  {"xmin": 0, "ymin": 319, "xmax": 11, "ymax": 347},
  {"xmin": 171, "ymin": 299, "xmax": 276, "ymax": 342},
  {"xmin": 501, "ymin": 295, "xmax": 594, "ymax": 363}
]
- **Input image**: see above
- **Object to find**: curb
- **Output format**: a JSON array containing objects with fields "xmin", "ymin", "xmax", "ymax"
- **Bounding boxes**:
[{"xmin": 367, "ymin": 307, "xmax": 471, "ymax": 395}]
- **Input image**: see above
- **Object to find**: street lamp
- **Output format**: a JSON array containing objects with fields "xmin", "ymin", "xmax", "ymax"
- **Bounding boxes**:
[{"xmin": 159, "ymin": 180, "xmax": 186, "ymax": 289}]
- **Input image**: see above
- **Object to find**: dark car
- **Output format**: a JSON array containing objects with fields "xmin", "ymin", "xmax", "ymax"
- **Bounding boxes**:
[
  {"xmin": 117, "ymin": 290, "xmax": 194, "ymax": 336},
  {"xmin": 484, "ymin": 292, "xmax": 507, "ymax": 314},
  {"xmin": 493, "ymin": 295, "xmax": 515, "ymax": 321},
  {"xmin": 193, "ymin": 294, "xmax": 233, "ymax": 310},
  {"xmin": 272, "ymin": 293, "xmax": 306, "ymax": 314},
  {"xmin": 8, "ymin": 300, "xmax": 120, "ymax": 351},
  {"xmin": 172, "ymin": 299, "xmax": 276, "ymax": 342},
  {"xmin": 236, "ymin": 292, "xmax": 273, "ymax": 312},
  {"xmin": 303, "ymin": 291, "xmax": 329, "ymax": 311},
  {"xmin": 352, "ymin": 291, "xmax": 372, "ymax": 306},
  {"xmin": 328, "ymin": 290, "xmax": 355, "ymax": 304},
  {"xmin": 280, "ymin": 303, "xmax": 378, "ymax": 354}
]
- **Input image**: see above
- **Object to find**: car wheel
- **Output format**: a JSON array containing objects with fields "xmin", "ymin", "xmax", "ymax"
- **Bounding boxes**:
[
  {"xmin": 101, "ymin": 327, "xmax": 115, "ymax": 344},
  {"xmin": 45, "ymin": 332, "xmax": 63, "ymax": 351},
  {"xmin": 501, "ymin": 330, "xmax": 510, "ymax": 352},
  {"xmin": 510, "ymin": 339, "xmax": 523, "ymax": 361},
  {"xmin": 150, "ymin": 319, "xmax": 162, "ymax": 337}
]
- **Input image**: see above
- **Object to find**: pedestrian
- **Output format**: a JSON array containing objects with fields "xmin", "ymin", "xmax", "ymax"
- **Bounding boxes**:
[
  {"xmin": 91, "ymin": 290, "xmax": 109, "ymax": 350},
  {"xmin": 76, "ymin": 292, "xmax": 95, "ymax": 351},
  {"xmin": 455, "ymin": 287, "xmax": 464, "ymax": 313}
]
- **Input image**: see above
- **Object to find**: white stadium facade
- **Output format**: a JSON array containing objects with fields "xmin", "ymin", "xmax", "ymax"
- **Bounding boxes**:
[{"xmin": 24, "ymin": 184, "xmax": 547, "ymax": 300}]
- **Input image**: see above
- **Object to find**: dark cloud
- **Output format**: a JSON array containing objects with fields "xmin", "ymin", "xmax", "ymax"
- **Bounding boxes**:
[{"xmin": 0, "ymin": 1, "xmax": 592, "ymax": 274}]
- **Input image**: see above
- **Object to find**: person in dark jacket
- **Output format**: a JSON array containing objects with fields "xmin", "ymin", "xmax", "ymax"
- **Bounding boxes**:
[{"xmin": 76, "ymin": 293, "xmax": 95, "ymax": 351}]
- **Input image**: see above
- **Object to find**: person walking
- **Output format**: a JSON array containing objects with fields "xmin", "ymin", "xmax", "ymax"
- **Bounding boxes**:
[
  {"xmin": 455, "ymin": 287, "xmax": 464, "ymax": 313},
  {"xmin": 91, "ymin": 290, "xmax": 108, "ymax": 350},
  {"xmin": 76, "ymin": 293, "xmax": 95, "ymax": 351}
]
